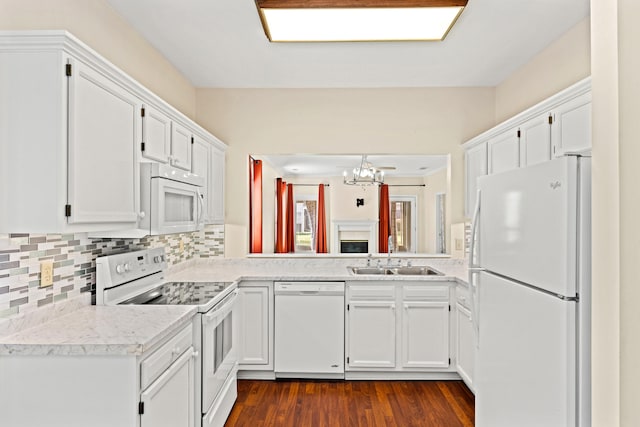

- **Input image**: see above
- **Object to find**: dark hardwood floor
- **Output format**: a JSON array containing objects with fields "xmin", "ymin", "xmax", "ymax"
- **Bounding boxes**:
[{"xmin": 225, "ymin": 380, "xmax": 475, "ymax": 426}]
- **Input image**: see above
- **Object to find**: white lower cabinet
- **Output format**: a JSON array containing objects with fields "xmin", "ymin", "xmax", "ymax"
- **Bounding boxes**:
[
  {"xmin": 140, "ymin": 347, "xmax": 195, "ymax": 427},
  {"xmin": 455, "ymin": 283, "xmax": 475, "ymax": 391},
  {"xmin": 0, "ymin": 322, "xmax": 195, "ymax": 427},
  {"xmin": 455, "ymin": 303, "xmax": 474, "ymax": 390},
  {"xmin": 402, "ymin": 301, "xmax": 450, "ymax": 369},
  {"xmin": 347, "ymin": 300, "xmax": 397, "ymax": 368},
  {"xmin": 346, "ymin": 281, "xmax": 452, "ymax": 374},
  {"xmin": 237, "ymin": 281, "xmax": 274, "ymax": 371},
  {"xmin": 401, "ymin": 284, "xmax": 450, "ymax": 369}
]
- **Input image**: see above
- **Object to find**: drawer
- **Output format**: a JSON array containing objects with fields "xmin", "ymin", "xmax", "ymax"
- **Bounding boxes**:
[
  {"xmin": 141, "ymin": 322, "xmax": 193, "ymax": 389},
  {"xmin": 347, "ymin": 284, "xmax": 395, "ymax": 300},
  {"xmin": 402, "ymin": 284, "xmax": 449, "ymax": 301},
  {"xmin": 456, "ymin": 284, "xmax": 471, "ymax": 309}
]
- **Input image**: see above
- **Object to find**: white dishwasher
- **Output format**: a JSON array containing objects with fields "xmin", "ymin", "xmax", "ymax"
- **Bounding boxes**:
[{"xmin": 274, "ymin": 281, "xmax": 345, "ymax": 378}]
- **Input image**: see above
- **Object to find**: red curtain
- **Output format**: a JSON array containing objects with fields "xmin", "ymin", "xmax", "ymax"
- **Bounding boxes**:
[
  {"xmin": 275, "ymin": 178, "xmax": 287, "ymax": 253},
  {"xmin": 249, "ymin": 157, "xmax": 262, "ymax": 253},
  {"xmin": 378, "ymin": 184, "xmax": 390, "ymax": 253},
  {"xmin": 286, "ymin": 183, "xmax": 295, "ymax": 253},
  {"xmin": 315, "ymin": 184, "xmax": 328, "ymax": 253}
]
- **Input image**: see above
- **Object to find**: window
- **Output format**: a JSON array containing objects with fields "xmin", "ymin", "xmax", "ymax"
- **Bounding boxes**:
[
  {"xmin": 390, "ymin": 196, "xmax": 417, "ymax": 253},
  {"xmin": 295, "ymin": 197, "xmax": 317, "ymax": 252}
]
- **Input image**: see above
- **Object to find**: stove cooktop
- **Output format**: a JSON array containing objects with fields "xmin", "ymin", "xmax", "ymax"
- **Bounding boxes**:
[{"xmin": 119, "ymin": 281, "xmax": 234, "ymax": 306}]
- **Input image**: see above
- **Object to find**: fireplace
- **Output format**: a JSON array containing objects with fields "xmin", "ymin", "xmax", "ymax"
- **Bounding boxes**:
[
  {"xmin": 340, "ymin": 240, "xmax": 369, "ymax": 254},
  {"xmin": 332, "ymin": 220, "xmax": 378, "ymax": 254}
]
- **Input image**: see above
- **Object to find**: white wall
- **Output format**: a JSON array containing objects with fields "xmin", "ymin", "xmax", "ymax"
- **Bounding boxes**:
[
  {"xmin": 590, "ymin": 2, "xmax": 619, "ymax": 424},
  {"xmin": 590, "ymin": 1, "xmax": 640, "ymax": 425},
  {"xmin": 0, "ymin": 0, "xmax": 197, "ymax": 119},
  {"xmin": 196, "ymin": 87, "xmax": 495, "ymax": 256},
  {"xmin": 495, "ymin": 17, "xmax": 591, "ymax": 123},
  {"xmin": 617, "ymin": 2, "xmax": 640, "ymax": 423}
]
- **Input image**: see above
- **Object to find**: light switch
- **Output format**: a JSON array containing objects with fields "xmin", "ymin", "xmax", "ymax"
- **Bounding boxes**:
[
  {"xmin": 455, "ymin": 238, "xmax": 463, "ymax": 251},
  {"xmin": 40, "ymin": 261, "xmax": 54, "ymax": 287}
]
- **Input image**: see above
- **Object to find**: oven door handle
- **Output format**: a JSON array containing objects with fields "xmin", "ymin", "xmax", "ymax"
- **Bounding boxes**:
[{"xmin": 203, "ymin": 289, "xmax": 238, "ymax": 324}]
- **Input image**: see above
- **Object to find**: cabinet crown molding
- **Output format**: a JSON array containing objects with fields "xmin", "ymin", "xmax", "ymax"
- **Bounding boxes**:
[
  {"xmin": 462, "ymin": 77, "xmax": 591, "ymax": 149},
  {"xmin": 0, "ymin": 30, "xmax": 226, "ymax": 151}
]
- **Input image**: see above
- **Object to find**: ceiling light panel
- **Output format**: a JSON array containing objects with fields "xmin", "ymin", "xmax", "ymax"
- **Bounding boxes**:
[{"xmin": 256, "ymin": 0, "xmax": 468, "ymax": 42}]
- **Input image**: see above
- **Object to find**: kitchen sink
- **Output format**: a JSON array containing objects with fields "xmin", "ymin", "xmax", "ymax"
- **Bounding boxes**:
[
  {"xmin": 388, "ymin": 266, "xmax": 443, "ymax": 276},
  {"xmin": 348, "ymin": 266, "xmax": 443, "ymax": 276},
  {"xmin": 349, "ymin": 267, "xmax": 394, "ymax": 275}
]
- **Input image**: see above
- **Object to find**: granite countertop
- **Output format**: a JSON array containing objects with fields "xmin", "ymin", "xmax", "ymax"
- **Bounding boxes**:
[
  {"xmin": 0, "ymin": 257, "xmax": 468, "ymax": 357},
  {"xmin": 0, "ymin": 305, "xmax": 196, "ymax": 356},
  {"xmin": 166, "ymin": 258, "xmax": 470, "ymax": 285}
]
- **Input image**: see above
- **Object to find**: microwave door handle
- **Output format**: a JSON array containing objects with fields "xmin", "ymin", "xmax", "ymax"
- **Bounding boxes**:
[{"xmin": 196, "ymin": 188, "xmax": 204, "ymax": 228}]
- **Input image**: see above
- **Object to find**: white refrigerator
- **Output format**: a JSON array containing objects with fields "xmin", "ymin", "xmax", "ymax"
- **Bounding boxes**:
[{"xmin": 469, "ymin": 155, "xmax": 591, "ymax": 427}]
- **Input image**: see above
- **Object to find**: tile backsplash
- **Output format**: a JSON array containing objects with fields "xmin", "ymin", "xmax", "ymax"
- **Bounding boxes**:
[{"xmin": 0, "ymin": 225, "xmax": 224, "ymax": 319}]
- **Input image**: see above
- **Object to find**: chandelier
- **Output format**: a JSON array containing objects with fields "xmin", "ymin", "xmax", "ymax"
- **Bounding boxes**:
[{"xmin": 343, "ymin": 155, "xmax": 384, "ymax": 185}]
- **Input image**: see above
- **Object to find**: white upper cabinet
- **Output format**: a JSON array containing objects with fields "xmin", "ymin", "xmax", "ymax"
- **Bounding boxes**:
[
  {"xmin": 462, "ymin": 78, "xmax": 590, "ymax": 219},
  {"xmin": 141, "ymin": 104, "xmax": 172, "ymax": 164},
  {"xmin": 464, "ymin": 142, "xmax": 487, "ymax": 218},
  {"xmin": 170, "ymin": 122, "xmax": 192, "ymax": 171},
  {"xmin": 488, "ymin": 128, "xmax": 520, "ymax": 174},
  {"xmin": 551, "ymin": 91, "xmax": 592, "ymax": 156},
  {"xmin": 519, "ymin": 113, "xmax": 552, "ymax": 167},
  {"xmin": 191, "ymin": 135, "xmax": 226, "ymax": 225},
  {"xmin": 67, "ymin": 58, "xmax": 141, "ymax": 225},
  {"xmin": 0, "ymin": 40, "xmax": 141, "ymax": 233},
  {"xmin": 0, "ymin": 31, "xmax": 227, "ymax": 233}
]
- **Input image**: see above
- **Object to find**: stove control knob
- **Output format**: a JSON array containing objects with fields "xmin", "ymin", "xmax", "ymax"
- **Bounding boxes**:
[
  {"xmin": 153, "ymin": 256, "xmax": 161, "ymax": 263},
  {"xmin": 115, "ymin": 264, "xmax": 125, "ymax": 274},
  {"xmin": 124, "ymin": 263, "xmax": 131, "ymax": 272}
]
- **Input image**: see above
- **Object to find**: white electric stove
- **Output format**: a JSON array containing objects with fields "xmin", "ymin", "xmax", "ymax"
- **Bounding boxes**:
[{"xmin": 96, "ymin": 247, "xmax": 238, "ymax": 427}]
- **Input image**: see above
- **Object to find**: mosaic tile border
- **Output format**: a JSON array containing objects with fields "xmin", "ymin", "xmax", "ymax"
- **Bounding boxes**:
[{"xmin": 0, "ymin": 224, "xmax": 224, "ymax": 319}]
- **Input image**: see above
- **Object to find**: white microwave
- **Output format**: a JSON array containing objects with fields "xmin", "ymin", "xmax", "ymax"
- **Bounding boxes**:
[{"xmin": 139, "ymin": 163, "xmax": 205, "ymax": 235}]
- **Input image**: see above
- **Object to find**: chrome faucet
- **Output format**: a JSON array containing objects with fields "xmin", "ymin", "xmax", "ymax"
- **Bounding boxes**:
[{"xmin": 387, "ymin": 235, "xmax": 394, "ymax": 265}]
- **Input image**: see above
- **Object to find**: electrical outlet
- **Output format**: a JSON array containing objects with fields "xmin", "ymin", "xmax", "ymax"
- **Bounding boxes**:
[
  {"xmin": 179, "ymin": 240, "xmax": 184, "ymax": 253},
  {"xmin": 40, "ymin": 261, "xmax": 54, "ymax": 287}
]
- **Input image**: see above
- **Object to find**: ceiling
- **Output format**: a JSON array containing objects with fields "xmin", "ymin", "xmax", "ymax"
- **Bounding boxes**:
[
  {"xmin": 259, "ymin": 154, "xmax": 449, "ymax": 178},
  {"xmin": 106, "ymin": 0, "xmax": 590, "ymax": 88}
]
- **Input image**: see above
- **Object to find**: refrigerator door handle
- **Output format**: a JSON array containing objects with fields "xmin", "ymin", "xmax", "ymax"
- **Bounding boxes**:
[
  {"xmin": 469, "ymin": 189, "xmax": 481, "ymax": 348},
  {"xmin": 469, "ymin": 189, "xmax": 481, "ymax": 269}
]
